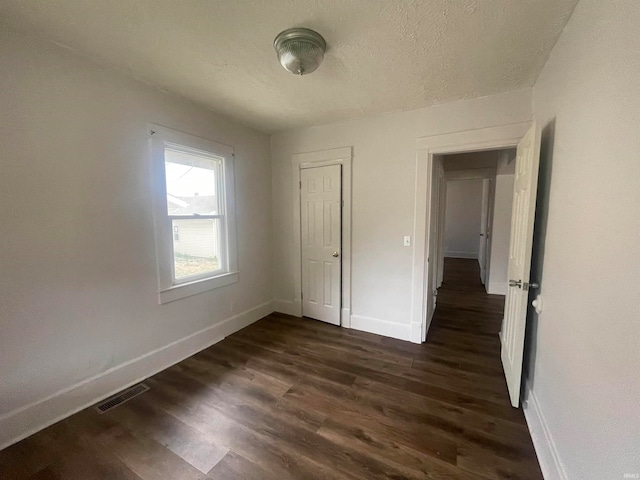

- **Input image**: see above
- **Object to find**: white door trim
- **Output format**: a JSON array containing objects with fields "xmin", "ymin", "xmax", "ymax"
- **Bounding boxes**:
[
  {"xmin": 412, "ymin": 122, "xmax": 531, "ymax": 343},
  {"xmin": 292, "ymin": 147, "xmax": 352, "ymax": 327}
]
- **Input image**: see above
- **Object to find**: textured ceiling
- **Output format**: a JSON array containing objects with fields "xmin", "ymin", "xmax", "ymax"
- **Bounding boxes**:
[{"xmin": 0, "ymin": 0, "xmax": 578, "ymax": 133}]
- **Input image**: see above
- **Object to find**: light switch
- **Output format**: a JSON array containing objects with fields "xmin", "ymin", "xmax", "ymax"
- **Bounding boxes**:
[{"xmin": 403, "ymin": 236, "xmax": 411, "ymax": 247}]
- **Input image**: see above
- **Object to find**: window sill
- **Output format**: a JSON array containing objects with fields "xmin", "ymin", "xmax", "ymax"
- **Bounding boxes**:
[{"xmin": 158, "ymin": 271, "xmax": 239, "ymax": 304}]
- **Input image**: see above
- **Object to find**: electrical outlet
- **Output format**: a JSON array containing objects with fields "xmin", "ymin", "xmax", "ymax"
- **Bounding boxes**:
[{"xmin": 403, "ymin": 236, "xmax": 411, "ymax": 247}]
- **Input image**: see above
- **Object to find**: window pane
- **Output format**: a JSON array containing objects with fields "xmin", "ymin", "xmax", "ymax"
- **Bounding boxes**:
[
  {"xmin": 172, "ymin": 218, "xmax": 223, "ymax": 280},
  {"xmin": 165, "ymin": 147, "xmax": 221, "ymax": 216}
]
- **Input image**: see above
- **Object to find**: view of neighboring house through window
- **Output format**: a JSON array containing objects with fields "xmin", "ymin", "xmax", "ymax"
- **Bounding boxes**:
[
  {"xmin": 150, "ymin": 125, "xmax": 238, "ymax": 303},
  {"xmin": 165, "ymin": 146, "xmax": 224, "ymax": 281}
]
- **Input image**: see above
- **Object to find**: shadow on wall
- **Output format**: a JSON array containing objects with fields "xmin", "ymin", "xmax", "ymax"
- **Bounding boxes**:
[{"xmin": 522, "ymin": 118, "xmax": 556, "ymax": 395}]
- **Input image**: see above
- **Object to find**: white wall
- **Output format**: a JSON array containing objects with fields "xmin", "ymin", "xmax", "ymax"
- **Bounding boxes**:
[
  {"xmin": 0, "ymin": 26, "xmax": 273, "ymax": 448},
  {"xmin": 487, "ymin": 174, "xmax": 514, "ymax": 295},
  {"xmin": 487, "ymin": 150, "xmax": 516, "ymax": 295},
  {"xmin": 443, "ymin": 179, "xmax": 483, "ymax": 259},
  {"xmin": 271, "ymin": 89, "xmax": 532, "ymax": 340},
  {"xmin": 524, "ymin": 1, "xmax": 640, "ymax": 478}
]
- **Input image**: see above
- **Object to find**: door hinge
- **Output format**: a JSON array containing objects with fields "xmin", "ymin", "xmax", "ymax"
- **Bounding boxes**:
[{"xmin": 299, "ymin": 181, "xmax": 302, "ymax": 189}]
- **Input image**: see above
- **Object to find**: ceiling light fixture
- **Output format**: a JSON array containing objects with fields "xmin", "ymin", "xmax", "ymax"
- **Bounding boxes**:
[{"xmin": 274, "ymin": 28, "xmax": 326, "ymax": 76}]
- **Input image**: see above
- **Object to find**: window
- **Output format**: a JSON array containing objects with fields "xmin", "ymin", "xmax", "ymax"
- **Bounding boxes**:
[{"xmin": 150, "ymin": 125, "xmax": 238, "ymax": 304}]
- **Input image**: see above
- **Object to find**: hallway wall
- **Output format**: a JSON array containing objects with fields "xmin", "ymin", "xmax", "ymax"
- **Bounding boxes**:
[
  {"xmin": 525, "ymin": 1, "xmax": 640, "ymax": 478},
  {"xmin": 487, "ymin": 153, "xmax": 516, "ymax": 295},
  {"xmin": 443, "ymin": 179, "xmax": 483, "ymax": 259}
]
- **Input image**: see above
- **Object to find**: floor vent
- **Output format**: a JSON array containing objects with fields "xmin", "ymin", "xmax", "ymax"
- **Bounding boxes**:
[{"xmin": 94, "ymin": 383, "xmax": 150, "ymax": 414}]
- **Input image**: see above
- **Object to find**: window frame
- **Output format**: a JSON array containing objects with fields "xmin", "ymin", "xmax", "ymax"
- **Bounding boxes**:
[{"xmin": 149, "ymin": 124, "xmax": 238, "ymax": 304}]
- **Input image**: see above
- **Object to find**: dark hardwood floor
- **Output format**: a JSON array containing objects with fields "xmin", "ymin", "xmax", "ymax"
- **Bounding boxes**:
[{"xmin": 0, "ymin": 258, "xmax": 543, "ymax": 479}]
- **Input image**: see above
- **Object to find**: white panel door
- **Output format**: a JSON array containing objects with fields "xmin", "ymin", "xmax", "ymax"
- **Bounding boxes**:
[
  {"xmin": 300, "ymin": 165, "xmax": 342, "ymax": 325},
  {"xmin": 501, "ymin": 123, "xmax": 541, "ymax": 407},
  {"xmin": 425, "ymin": 157, "xmax": 444, "ymax": 340},
  {"xmin": 479, "ymin": 178, "xmax": 493, "ymax": 285},
  {"xmin": 436, "ymin": 165, "xmax": 446, "ymax": 289}
]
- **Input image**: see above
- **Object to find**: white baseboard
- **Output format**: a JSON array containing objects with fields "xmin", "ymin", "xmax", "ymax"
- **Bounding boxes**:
[
  {"xmin": 410, "ymin": 322, "xmax": 422, "ymax": 344},
  {"xmin": 273, "ymin": 302, "xmax": 352, "ymax": 330},
  {"xmin": 272, "ymin": 298, "xmax": 299, "ymax": 317},
  {"xmin": 444, "ymin": 251, "xmax": 478, "ymax": 259},
  {"xmin": 292, "ymin": 298, "xmax": 303, "ymax": 317},
  {"xmin": 350, "ymin": 314, "xmax": 411, "ymax": 341},
  {"xmin": 341, "ymin": 308, "xmax": 351, "ymax": 328},
  {"xmin": 0, "ymin": 301, "xmax": 274, "ymax": 451},
  {"xmin": 487, "ymin": 281, "xmax": 508, "ymax": 295},
  {"xmin": 523, "ymin": 379, "xmax": 567, "ymax": 480},
  {"xmin": 273, "ymin": 301, "xmax": 352, "ymax": 329}
]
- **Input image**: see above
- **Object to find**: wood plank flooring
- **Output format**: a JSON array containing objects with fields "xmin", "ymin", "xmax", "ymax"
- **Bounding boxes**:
[{"xmin": 0, "ymin": 258, "xmax": 543, "ymax": 479}]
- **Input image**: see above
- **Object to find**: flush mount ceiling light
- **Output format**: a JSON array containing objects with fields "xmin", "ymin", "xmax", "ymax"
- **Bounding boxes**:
[{"xmin": 274, "ymin": 28, "xmax": 326, "ymax": 76}]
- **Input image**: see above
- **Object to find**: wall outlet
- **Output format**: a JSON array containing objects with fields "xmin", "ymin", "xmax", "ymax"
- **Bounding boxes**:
[
  {"xmin": 403, "ymin": 236, "xmax": 411, "ymax": 247},
  {"xmin": 230, "ymin": 301, "xmax": 236, "ymax": 313}
]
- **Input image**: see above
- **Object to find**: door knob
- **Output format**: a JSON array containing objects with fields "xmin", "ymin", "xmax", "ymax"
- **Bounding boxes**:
[
  {"xmin": 332, "ymin": 252, "xmax": 339, "ymax": 257},
  {"xmin": 509, "ymin": 279, "xmax": 522, "ymax": 288}
]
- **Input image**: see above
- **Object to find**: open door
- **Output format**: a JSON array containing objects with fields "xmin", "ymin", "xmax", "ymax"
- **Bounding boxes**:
[
  {"xmin": 478, "ymin": 178, "xmax": 493, "ymax": 285},
  {"xmin": 436, "ymin": 172, "xmax": 446, "ymax": 289},
  {"xmin": 501, "ymin": 123, "xmax": 541, "ymax": 407},
  {"xmin": 424, "ymin": 156, "xmax": 445, "ymax": 340}
]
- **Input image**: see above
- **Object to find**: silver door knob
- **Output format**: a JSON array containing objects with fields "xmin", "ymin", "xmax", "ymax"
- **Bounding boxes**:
[
  {"xmin": 332, "ymin": 252, "xmax": 339, "ymax": 257},
  {"xmin": 509, "ymin": 279, "xmax": 522, "ymax": 288}
]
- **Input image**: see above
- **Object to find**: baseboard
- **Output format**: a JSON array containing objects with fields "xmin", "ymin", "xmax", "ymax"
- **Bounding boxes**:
[
  {"xmin": 409, "ymin": 322, "xmax": 422, "ymax": 344},
  {"xmin": 523, "ymin": 379, "xmax": 567, "ymax": 480},
  {"xmin": 0, "ymin": 301, "xmax": 274, "ymax": 451},
  {"xmin": 350, "ymin": 314, "xmax": 411, "ymax": 342},
  {"xmin": 341, "ymin": 308, "xmax": 351, "ymax": 328},
  {"xmin": 487, "ymin": 281, "xmax": 508, "ymax": 295},
  {"xmin": 444, "ymin": 251, "xmax": 478, "ymax": 259},
  {"xmin": 272, "ymin": 298, "xmax": 299, "ymax": 317},
  {"xmin": 273, "ymin": 303, "xmax": 352, "ymax": 330}
]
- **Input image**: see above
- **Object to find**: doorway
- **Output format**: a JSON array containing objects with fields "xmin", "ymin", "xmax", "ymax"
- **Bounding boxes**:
[
  {"xmin": 437, "ymin": 149, "xmax": 516, "ymax": 295},
  {"xmin": 291, "ymin": 147, "xmax": 353, "ymax": 327},
  {"xmin": 416, "ymin": 122, "xmax": 542, "ymax": 407}
]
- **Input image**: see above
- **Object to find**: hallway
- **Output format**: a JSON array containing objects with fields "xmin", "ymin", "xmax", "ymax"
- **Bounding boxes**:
[
  {"xmin": 423, "ymin": 257, "xmax": 543, "ymax": 478},
  {"xmin": 0, "ymin": 259, "xmax": 543, "ymax": 479}
]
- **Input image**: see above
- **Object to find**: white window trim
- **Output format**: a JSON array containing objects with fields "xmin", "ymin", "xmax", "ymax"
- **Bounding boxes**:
[{"xmin": 149, "ymin": 124, "xmax": 239, "ymax": 304}]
